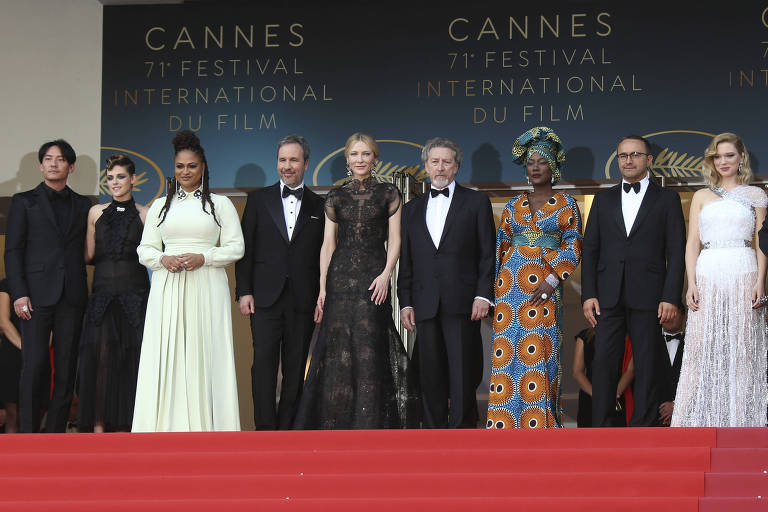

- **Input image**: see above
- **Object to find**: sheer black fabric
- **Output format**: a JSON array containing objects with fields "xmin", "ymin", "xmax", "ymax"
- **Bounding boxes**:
[
  {"xmin": 294, "ymin": 177, "xmax": 419, "ymax": 429},
  {"xmin": 77, "ymin": 199, "xmax": 149, "ymax": 432}
]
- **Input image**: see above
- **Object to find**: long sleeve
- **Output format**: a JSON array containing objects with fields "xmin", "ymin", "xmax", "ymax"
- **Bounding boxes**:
[
  {"xmin": 235, "ymin": 191, "xmax": 257, "ymax": 297},
  {"xmin": 137, "ymin": 198, "xmax": 167, "ymax": 271},
  {"xmin": 4, "ymin": 194, "xmax": 28, "ymax": 301},
  {"xmin": 542, "ymin": 194, "xmax": 583, "ymax": 282},
  {"xmin": 661, "ymin": 191, "xmax": 686, "ymax": 305},
  {"xmin": 397, "ymin": 201, "xmax": 413, "ymax": 309},
  {"xmin": 203, "ymin": 195, "xmax": 244, "ymax": 267},
  {"xmin": 495, "ymin": 203, "xmax": 514, "ymax": 291},
  {"xmin": 580, "ymin": 193, "xmax": 601, "ymax": 302},
  {"xmin": 474, "ymin": 193, "xmax": 496, "ymax": 302}
]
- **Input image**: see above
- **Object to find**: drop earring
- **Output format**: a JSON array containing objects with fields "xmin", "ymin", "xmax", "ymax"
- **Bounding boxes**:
[
  {"xmin": 738, "ymin": 161, "xmax": 743, "ymax": 174},
  {"xmin": 346, "ymin": 163, "xmax": 352, "ymax": 177}
]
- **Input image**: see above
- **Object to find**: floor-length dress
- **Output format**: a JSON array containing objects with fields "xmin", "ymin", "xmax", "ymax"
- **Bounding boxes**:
[
  {"xmin": 294, "ymin": 177, "xmax": 417, "ymax": 429},
  {"xmin": 78, "ymin": 199, "xmax": 149, "ymax": 431},
  {"xmin": 672, "ymin": 185, "xmax": 768, "ymax": 427},
  {"xmin": 487, "ymin": 192, "xmax": 582, "ymax": 429},
  {"xmin": 132, "ymin": 190, "xmax": 244, "ymax": 432}
]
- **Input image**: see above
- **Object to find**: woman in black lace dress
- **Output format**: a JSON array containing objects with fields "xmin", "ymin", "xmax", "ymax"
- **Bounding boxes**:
[
  {"xmin": 294, "ymin": 133, "xmax": 417, "ymax": 429},
  {"xmin": 77, "ymin": 155, "xmax": 149, "ymax": 432}
]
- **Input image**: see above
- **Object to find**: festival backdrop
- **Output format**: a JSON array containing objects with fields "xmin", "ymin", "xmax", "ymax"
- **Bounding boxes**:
[{"xmin": 101, "ymin": 2, "xmax": 768, "ymax": 204}]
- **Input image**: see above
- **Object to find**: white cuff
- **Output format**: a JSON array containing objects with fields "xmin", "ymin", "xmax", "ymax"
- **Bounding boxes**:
[
  {"xmin": 474, "ymin": 296, "xmax": 493, "ymax": 306},
  {"xmin": 545, "ymin": 273, "xmax": 560, "ymax": 288}
]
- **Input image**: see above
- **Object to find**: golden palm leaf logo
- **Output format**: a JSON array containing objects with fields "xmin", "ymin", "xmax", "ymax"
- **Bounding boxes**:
[{"xmin": 651, "ymin": 149, "xmax": 704, "ymax": 178}]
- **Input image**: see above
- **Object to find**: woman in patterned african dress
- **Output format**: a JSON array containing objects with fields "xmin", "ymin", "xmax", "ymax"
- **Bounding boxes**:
[{"xmin": 487, "ymin": 126, "xmax": 583, "ymax": 429}]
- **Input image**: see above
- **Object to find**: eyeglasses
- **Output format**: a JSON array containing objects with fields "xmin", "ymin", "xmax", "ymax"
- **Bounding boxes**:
[{"xmin": 617, "ymin": 152, "xmax": 649, "ymax": 161}]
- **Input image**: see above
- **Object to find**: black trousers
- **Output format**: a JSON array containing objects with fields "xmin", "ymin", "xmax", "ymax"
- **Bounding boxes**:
[
  {"xmin": 415, "ymin": 312, "xmax": 482, "ymax": 428},
  {"xmin": 19, "ymin": 298, "xmax": 84, "ymax": 433},
  {"xmin": 250, "ymin": 283, "xmax": 315, "ymax": 430},
  {"xmin": 592, "ymin": 294, "xmax": 666, "ymax": 427}
]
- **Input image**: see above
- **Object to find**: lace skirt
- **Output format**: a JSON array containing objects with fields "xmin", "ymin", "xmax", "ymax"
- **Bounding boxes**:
[{"xmin": 672, "ymin": 247, "xmax": 768, "ymax": 427}]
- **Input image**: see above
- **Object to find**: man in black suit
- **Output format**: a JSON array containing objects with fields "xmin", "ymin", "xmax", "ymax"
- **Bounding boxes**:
[
  {"xmin": 5, "ymin": 139, "xmax": 91, "ymax": 432},
  {"xmin": 235, "ymin": 135, "xmax": 325, "ymax": 430},
  {"xmin": 658, "ymin": 309, "xmax": 685, "ymax": 425},
  {"xmin": 582, "ymin": 135, "xmax": 686, "ymax": 427},
  {"xmin": 398, "ymin": 137, "xmax": 496, "ymax": 428}
]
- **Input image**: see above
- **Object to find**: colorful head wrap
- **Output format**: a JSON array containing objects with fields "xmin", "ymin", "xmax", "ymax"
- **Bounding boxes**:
[{"xmin": 512, "ymin": 126, "xmax": 566, "ymax": 184}]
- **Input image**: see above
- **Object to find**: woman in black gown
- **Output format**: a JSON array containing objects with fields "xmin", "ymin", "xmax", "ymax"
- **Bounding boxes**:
[
  {"xmin": 294, "ymin": 132, "xmax": 417, "ymax": 429},
  {"xmin": 77, "ymin": 155, "xmax": 149, "ymax": 432}
]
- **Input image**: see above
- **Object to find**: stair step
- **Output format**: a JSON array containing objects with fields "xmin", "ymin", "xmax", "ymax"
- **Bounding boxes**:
[
  {"xmin": 710, "ymin": 448, "xmax": 768, "ymax": 472},
  {"xmin": 0, "ymin": 497, "xmax": 700, "ymax": 512},
  {"xmin": 0, "ymin": 447, "xmax": 711, "ymax": 477},
  {"xmin": 0, "ymin": 472, "xmax": 705, "ymax": 500},
  {"xmin": 705, "ymin": 473, "xmax": 768, "ymax": 497}
]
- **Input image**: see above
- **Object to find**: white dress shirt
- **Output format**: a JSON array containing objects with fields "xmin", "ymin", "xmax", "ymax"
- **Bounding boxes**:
[
  {"xmin": 663, "ymin": 330, "xmax": 682, "ymax": 366},
  {"xmin": 279, "ymin": 180, "xmax": 304, "ymax": 240},
  {"xmin": 621, "ymin": 174, "xmax": 649, "ymax": 234},
  {"xmin": 426, "ymin": 181, "xmax": 456, "ymax": 248}
]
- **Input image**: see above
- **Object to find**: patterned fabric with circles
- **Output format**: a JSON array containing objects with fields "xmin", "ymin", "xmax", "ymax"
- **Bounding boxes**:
[{"xmin": 487, "ymin": 191, "xmax": 582, "ymax": 429}]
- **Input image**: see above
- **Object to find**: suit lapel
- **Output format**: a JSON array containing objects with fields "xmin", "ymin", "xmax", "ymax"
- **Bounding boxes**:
[
  {"xmin": 417, "ymin": 192, "xmax": 437, "ymax": 251},
  {"xmin": 34, "ymin": 184, "xmax": 62, "ymax": 236},
  {"xmin": 628, "ymin": 180, "xmax": 660, "ymax": 238},
  {"xmin": 438, "ymin": 184, "xmax": 465, "ymax": 248},
  {"xmin": 610, "ymin": 185, "xmax": 628, "ymax": 237},
  {"xmin": 265, "ymin": 183, "xmax": 289, "ymax": 244}
]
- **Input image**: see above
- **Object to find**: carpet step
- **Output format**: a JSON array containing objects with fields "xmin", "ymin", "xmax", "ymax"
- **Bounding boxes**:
[
  {"xmin": 710, "ymin": 448, "xmax": 768, "ymax": 472},
  {"xmin": 704, "ymin": 473, "xmax": 768, "ymax": 497},
  {"xmin": 0, "ymin": 428, "xmax": 718, "ymax": 454},
  {"xmin": 0, "ymin": 497, "xmax": 700, "ymax": 512},
  {"xmin": 715, "ymin": 428, "xmax": 768, "ymax": 448},
  {"xmin": 0, "ymin": 472, "xmax": 705, "ymax": 500},
  {"xmin": 0, "ymin": 447, "xmax": 711, "ymax": 477},
  {"xmin": 699, "ymin": 497, "xmax": 767, "ymax": 512}
]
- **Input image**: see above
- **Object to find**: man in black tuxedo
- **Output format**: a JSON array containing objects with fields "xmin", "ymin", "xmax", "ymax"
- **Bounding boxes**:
[
  {"xmin": 235, "ymin": 135, "xmax": 325, "ymax": 430},
  {"xmin": 582, "ymin": 135, "xmax": 686, "ymax": 427},
  {"xmin": 398, "ymin": 137, "xmax": 495, "ymax": 428},
  {"xmin": 658, "ymin": 309, "xmax": 685, "ymax": 425},
  {"xmin": 5, "ymin": 139, "xmax": 91, "ymax": 432}
]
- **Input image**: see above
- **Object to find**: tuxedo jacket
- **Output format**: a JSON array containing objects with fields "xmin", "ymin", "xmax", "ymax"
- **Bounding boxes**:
[
  {"xmin": 4, "ymin": 183, "xmax": 90, "ymax": 307},
  {"xmin": 398, "ymin": 183, "xmax": 495, "ymax": 322},
  {"xmin": 663, "ymin": 334, "xmax": 685, "ymax": 402},
  {"xmin": 235, "ymin": 182, "xmax": 325, "ymax": 313},
  {"xmin": 581, "ymin": 180, "xmax": 686, "ymax": 310}
]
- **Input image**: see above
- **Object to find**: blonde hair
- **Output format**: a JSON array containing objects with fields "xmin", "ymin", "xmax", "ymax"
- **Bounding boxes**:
[
  {"xmin": 701, "ymin": 132, "xmax": 752, "ymax": 187},
  {"xmin": 344, "ymin": 132, "xmax": 379, "ymax": 160}
]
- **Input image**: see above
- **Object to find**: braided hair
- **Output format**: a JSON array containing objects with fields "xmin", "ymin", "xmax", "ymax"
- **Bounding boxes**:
[{"xmin": 157, "ymin": 130, "xmax": 220, "ymax": 227}]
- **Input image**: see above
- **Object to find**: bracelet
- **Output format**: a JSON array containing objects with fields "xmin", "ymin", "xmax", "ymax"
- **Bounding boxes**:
[{"xmin": 545, "ymin": 273, "xmax": 560, "ymax": 289}]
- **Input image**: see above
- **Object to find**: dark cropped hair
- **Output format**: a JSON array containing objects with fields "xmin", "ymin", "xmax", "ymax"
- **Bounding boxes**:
[
  {"xmin": 105, "ymin": 154, "xmax": 136, "ymax": 175},
  {"xmin": 277, "ymin": 134, "xmax": 310, "ymax": 162},
  {"xmin": 618, "ymin": 135, "xmax": 652, "ymax": 155},
  {"xmin": 157, "ymin": 130, "xmax": 219, "ymax": 227},
  {"xmin": 38, "ymin": 139, "xmax": 76, "ymax": 164}
]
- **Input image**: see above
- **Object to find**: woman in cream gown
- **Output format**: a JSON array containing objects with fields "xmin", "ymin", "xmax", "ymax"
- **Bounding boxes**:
[{"xmin": 132, "ymin": 131, "xmax": 244, "ymax": 432}]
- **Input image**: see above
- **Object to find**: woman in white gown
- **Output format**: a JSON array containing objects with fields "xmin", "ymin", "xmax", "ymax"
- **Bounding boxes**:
[
  {"xmin": 673, "ymin": 132, "xmax": 768, "ymax": 427},
  {"xmin": 132, "ymin": 130, "xmax": 244, "ymax": 432}
]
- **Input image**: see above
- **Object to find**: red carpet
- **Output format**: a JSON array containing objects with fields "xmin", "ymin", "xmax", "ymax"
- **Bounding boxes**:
[{"xmin": 0, "ymin": 428, "xmax": 764, "ymax": 511}]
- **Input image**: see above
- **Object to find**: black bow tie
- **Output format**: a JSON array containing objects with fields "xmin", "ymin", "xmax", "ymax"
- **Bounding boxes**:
[
  {"xmin": 430, "ymin": 188, "xmax": 449, "ymax": 198},
  {"xmin": 664, "ymin": 333, "xmax": 681, "ymax": 343},
  {"xmin": 282, "ymin": 186, "xmax": 304, "ymax": 200},
  {"xmin": 623, "ymin": 182, "xmax": 641, "ymax": 194}
]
